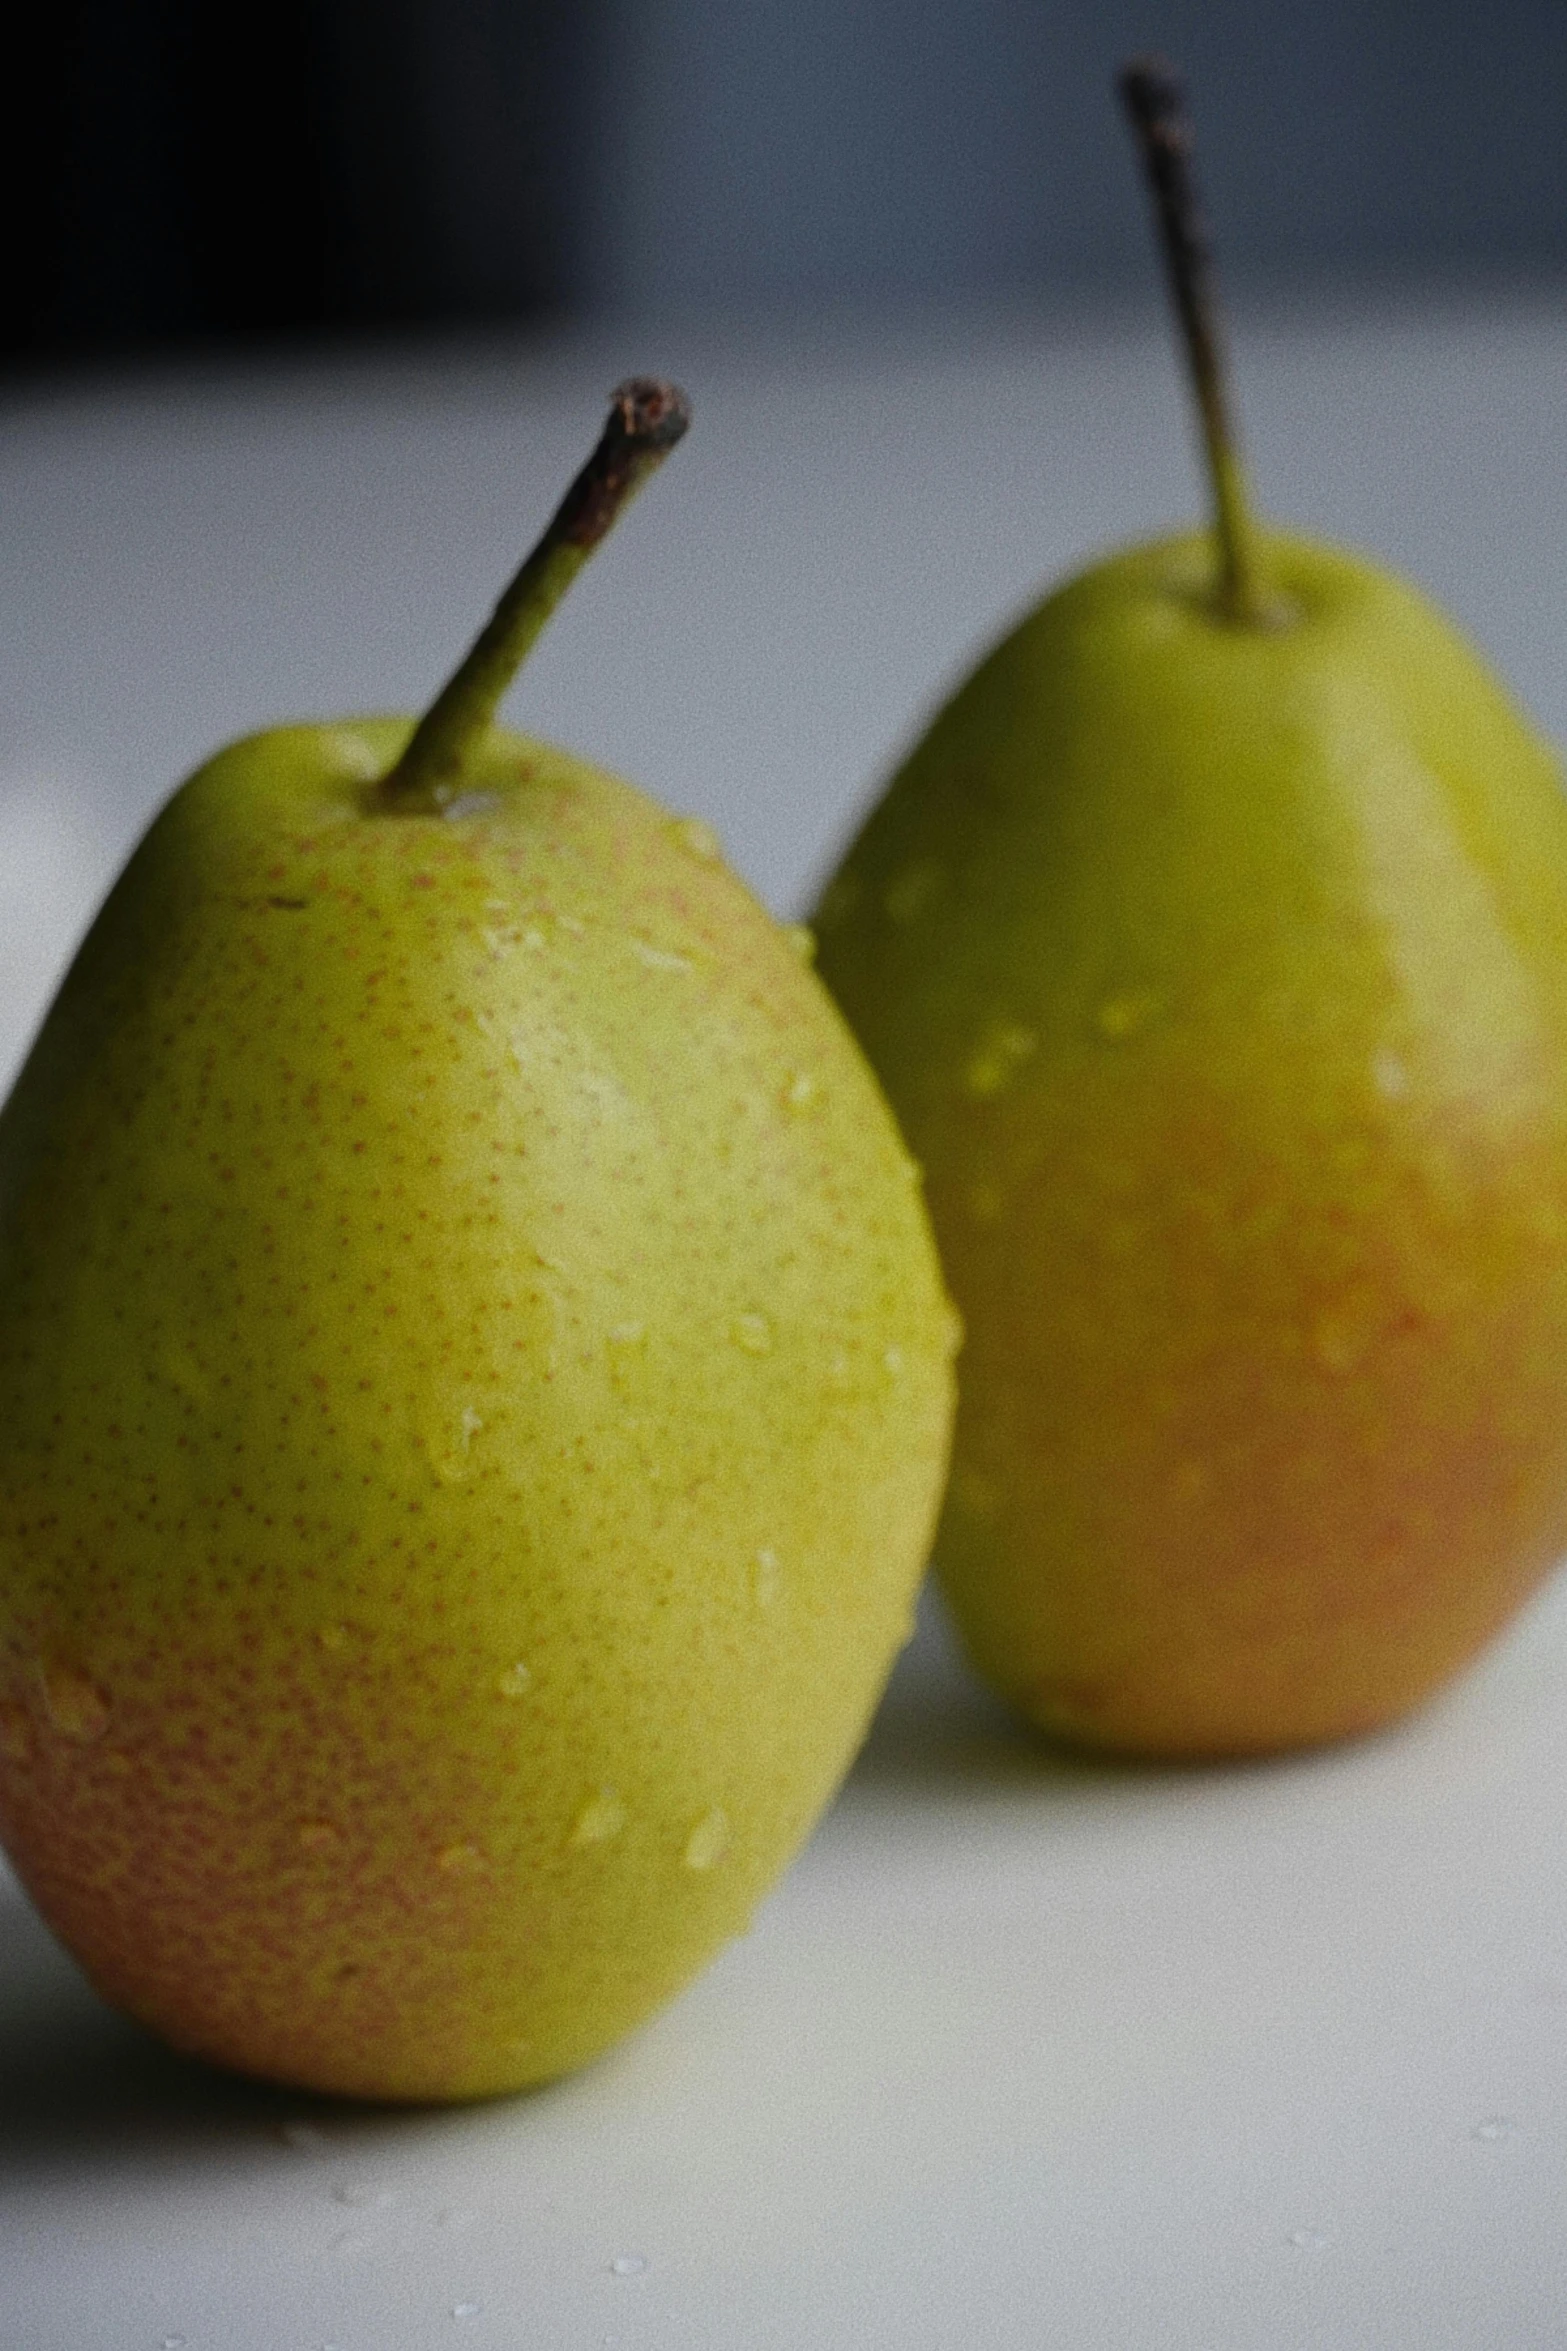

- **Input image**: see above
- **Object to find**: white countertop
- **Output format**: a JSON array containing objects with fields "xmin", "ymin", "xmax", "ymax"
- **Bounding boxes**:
[{"xmin": 5, "ymin": 290, "xmax": 1567, "ymax": 2349}]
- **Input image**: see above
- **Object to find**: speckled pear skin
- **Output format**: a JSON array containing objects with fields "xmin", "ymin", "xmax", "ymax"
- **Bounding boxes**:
[
  {"xmin": 814, "ymin": 528, "xmax": 1567, "ymax": 1758},
  {"xmin": 0, "ymin": 717, "xmax": 955, "ymax": 2101}
]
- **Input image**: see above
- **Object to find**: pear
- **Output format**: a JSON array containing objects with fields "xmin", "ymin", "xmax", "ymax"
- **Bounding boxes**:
[
  {"xmin": 813, "ymin": 65, "xmax": 1567, "ymax": 1759},
  {"xmin": 0, "ymin": 381, "xmax": 956, "ymax": 2099}
]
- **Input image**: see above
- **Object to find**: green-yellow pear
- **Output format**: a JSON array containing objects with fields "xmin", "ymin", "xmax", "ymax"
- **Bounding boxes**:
[
  {"xmin": 813, "ymin": 66, "xmax": 1567, "ymax": 1758},
  {"xmin": 0, "ymin": 381, "xmax": 955, "ymax": 2099}
]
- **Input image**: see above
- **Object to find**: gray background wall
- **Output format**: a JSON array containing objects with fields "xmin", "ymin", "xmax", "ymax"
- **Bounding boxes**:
[{"xmin": 574, "ymin": 0, "xmax": 1567, "ymax": 317}]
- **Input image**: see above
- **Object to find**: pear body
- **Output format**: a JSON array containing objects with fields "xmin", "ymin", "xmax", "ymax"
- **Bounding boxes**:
[
  {"xmin": 815, "ymin": 529, "xmax": 1567, "ymax": 1756},
  {"xmin": 0, "ymin": 719, "xmax": 954, "ymax": 2098}
]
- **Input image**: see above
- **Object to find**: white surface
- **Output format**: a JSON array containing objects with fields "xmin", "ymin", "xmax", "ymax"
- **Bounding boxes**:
[{"xmin": 5, "ymin": 292, "xmax": 1567, "ymax": 2346}]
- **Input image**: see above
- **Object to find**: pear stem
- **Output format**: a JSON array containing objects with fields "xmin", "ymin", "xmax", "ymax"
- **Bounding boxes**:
[
  {"xmin": 378, "ymin": 378, "xmax": 692, "ymax": 813},
  {"xmin": 1118, "ymin": 59, "xmax": 1269, "ymax": 627}
]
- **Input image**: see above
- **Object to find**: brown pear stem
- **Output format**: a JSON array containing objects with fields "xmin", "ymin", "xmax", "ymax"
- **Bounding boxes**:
[
  {"xmin": 378, "ymin": 378, "xmax": 692, "ymax": 813},
  {"xmin": 1118, "ymin": 58, "xmax": 1269, "ymax": 627}
]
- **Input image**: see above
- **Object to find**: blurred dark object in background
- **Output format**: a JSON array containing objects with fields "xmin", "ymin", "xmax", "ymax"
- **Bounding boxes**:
[
  {"xmin": 9, "ymin": 0, "xmax": 593, "ymax": 366},
  {"xmin": 9, "ymin": 0, "xmax": 1567, "ymax": 372}
]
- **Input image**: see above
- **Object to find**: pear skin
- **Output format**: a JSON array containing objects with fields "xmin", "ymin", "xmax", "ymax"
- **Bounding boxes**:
[
  {"xmin": 0, "ymin": 717, "xmax": 955, "ymax": 2097},
  {"xmin": 815, "ymin": 528, "xmax": 1567, "ymax": 1757}
]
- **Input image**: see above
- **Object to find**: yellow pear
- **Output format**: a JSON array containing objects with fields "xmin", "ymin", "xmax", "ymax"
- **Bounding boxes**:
[
  {"xmin": 813, "ymin": 68, "xmax": 1567, "ymax": 1757},
  {"xmin": 0, "ymin": 382, "xmax": 955, "ymax": 2097}
]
